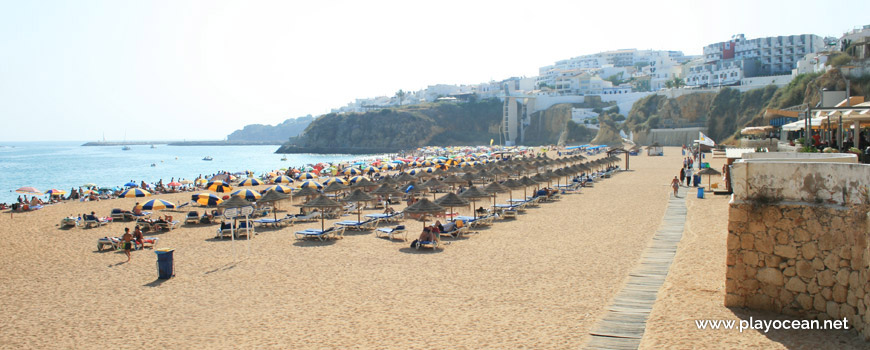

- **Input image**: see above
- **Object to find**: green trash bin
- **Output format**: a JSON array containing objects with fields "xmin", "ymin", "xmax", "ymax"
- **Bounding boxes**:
[{"xmin": 155, "ymin": 248, "xmax": 175, "ymax": 279}]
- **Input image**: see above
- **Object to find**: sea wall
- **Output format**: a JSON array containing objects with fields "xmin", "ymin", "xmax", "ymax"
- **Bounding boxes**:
[
  {"xmin": 726, "ymin": 160, "xmax": 870, "ymax": 340},
  {"xmin": 632, "ymin": 127, "xmax": 707, "ymax": 146}
]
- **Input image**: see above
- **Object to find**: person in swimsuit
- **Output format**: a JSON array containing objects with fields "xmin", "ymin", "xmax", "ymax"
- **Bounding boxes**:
[
  {"xmin": 671, "ymin": 176, "xmax": 681, "ymax": 197},
  {"xmin": 122, "ymin": 228, "xmax": 133, "ymax": 262}
]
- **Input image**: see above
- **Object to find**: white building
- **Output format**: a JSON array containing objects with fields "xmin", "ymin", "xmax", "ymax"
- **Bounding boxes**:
[
  {"xmin": 685, "ymin": 59, "xmax": 759, "ymax": 87},
  {"xmin": 703, "ymin": 33, "xmax": 824, "ymax": 76},
  {"xmin": 537, "ymin": 49, "xmax": 687, "ymax": 90}
]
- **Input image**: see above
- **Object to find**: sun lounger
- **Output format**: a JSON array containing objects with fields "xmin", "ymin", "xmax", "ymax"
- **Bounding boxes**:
[
  {"xmin": 97, "ymin": 237, "xmax": 121, "ymax": 251},
  {"xmin": 215, "ymin": 222, "xmax": 234, "ymax": 239},
  {"xmin": 288, "ymin": 212, "xmax": 321, "ymax": 224},
  {"xmin": 253, "ymin": 218, "xmax": 282, "ymax": 228},
  {"xmin": 61, "ymin": 217, "xmax": 80, "ymax": 228},
  {"xmin": 438, "ymin": 224, "xmax": 468, "ymax": 238},
  {"xmin": 185, "ymin": 211, "xmax": 200, "ymax": 224},
  {"xmin": 294, "ymin": 226, "xmax": 344, "ymax": 241},
  {"xmin": 335, "ymin": 218, "xmax": 380, "ymax": 231},
  {"xmin": 153, "ymin": 221, "xmax": 180, "ymax": 231},
  {"xmin": 83, "ymin": 214, "xmax": 109, "ymax": 228},
  {"xmin": 110, "ymin": 209, "xmax": 126, "ymax": 221},
  {"xmin": 413, "ymin": 235, "xmax": 439, "ymax": 250},
  {"xmin": 376, "ymin": 225, "xmax": 407, "ymax": 241}
]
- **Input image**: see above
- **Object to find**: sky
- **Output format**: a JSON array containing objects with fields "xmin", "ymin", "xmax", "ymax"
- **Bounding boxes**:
[{"xmin": 1, "ymin": 0, "xmax": 868, "ymax": 142}]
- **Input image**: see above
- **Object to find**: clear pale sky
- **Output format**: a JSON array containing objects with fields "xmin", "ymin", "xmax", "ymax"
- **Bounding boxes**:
[{"xmin": 1, "ymin": 0, "xmax": 868, "ymax": 142}]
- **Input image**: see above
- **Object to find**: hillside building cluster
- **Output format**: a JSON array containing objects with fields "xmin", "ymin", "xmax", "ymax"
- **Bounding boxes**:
[{"xmin": 328, "ymin": 24, "xmax": 870, "ymax": 145}]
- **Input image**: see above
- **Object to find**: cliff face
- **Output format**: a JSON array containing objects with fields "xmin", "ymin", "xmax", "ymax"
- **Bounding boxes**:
[
  {"xmin": 278, "ymin": 99, "xmax": 503, "ymax": 153},
  {"xmin": 227, "ymin": 116, "xmax": 313, "ymax": 142},
  {"xmin": 524, "ymin": 104, "xmax": 572, "ymax": 145}
]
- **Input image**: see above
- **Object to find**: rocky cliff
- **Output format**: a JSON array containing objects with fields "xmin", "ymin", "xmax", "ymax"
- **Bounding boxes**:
[{"xmin": 277, "ymin": 99, "xmax": 504, "ymax": 153}]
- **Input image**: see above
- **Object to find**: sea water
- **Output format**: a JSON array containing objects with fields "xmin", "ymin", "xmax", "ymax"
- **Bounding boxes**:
[{"xmin": 0, "ymin": 141, "xmax": 369, "ymax": 205}]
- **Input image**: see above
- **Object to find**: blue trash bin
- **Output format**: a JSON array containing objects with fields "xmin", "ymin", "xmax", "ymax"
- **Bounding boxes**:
[
  {"xmin": 693, "ymin": 174, "xmax": 701, "ymax": 187},
  {"xmin": 155, "ymin": 248, "xmax": 175, "ymax": 279},
  {"xmin": 697, "ymin": 187, "xmax": 705, "ymax": 199}
]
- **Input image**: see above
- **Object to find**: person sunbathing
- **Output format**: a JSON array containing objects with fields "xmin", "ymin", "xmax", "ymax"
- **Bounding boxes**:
[{"xmin": 132, "ymin": 203, "xmax": 142, "ymax": 216}]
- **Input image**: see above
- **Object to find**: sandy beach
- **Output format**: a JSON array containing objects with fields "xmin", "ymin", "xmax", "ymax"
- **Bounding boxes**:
[{"xmin": 4, "ymin": 147, "xmax": 864, "ymax": 349}]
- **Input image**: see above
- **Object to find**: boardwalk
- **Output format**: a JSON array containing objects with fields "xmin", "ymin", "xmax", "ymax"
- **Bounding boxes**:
[{"xmin": 586, "ymin": 189, "xmax": 687, "ymax": 349}]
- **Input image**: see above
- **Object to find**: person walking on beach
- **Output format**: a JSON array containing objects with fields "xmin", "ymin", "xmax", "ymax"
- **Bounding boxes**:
[
  {"xmin": 679, "ymin": 166, "xmax": 686, "ymax": 184},
  {"xmin": 671, "ymin": 176, "xmax": 681, "ymax": 197},
  {"xmin": 121, "ymin": 228, "xmax": 133, "ymax": 262}
]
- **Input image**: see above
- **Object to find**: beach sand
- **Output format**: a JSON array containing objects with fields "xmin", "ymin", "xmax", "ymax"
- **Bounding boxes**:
[{"xmin": 7, "ymin": 146, "xmax": 862, "ymax": 349}]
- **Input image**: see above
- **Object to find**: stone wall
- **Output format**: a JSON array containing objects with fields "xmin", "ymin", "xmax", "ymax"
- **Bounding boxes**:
[
  {"xmin": 726, "ymin": 203, "xmax": 870, "ymax": 339},
  {"xmin": 727, "ymin": 159, "xmax": 870, "ymax": 340}
]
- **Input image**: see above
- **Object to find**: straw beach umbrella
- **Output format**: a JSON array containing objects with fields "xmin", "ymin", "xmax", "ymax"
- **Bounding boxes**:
[
  {"xmin": 434, "ymin": 192, "xmax": 469, "ymax": 219},
  {"xmin": 342, "ymin": 189, "xmax": 374, "ymax": 223},
  {"xmin": 350, "ymin": 177, "xmax": 377, "ymax": 190},
  {"xmin": 500, "ymin": 178, "xmax": 524, "ymax": 203},
  {"xmin": 402, "ymin": 198, "xmax": 446, "ymax": 230},
  {"xmin": 371, "ymin": 184, "xmax": 402, "ymax": 208},
  {"xmin": 303, "ymin": 195, "xmax": 343, "ymax": 232},
  {"xmin": 322, "ymin": 181, "xmax": 349, "ymax": 195},
  {"xmin": 293, "ymin": 186, "xmax": 321, "ymax": 203},
  {"xmin": 458, "ymin": 186, "xmax": 490, "ymax": 219},
  {"xmin": 259, "ymin": 190, "xmax": 290, "ymax": 222},
  {"xmin": 421, "ymin": 177, "xmax": 447, "ymax": 201},
  {"xmin": 483, "ymin": 181, "xmax": 509, "ymax": 208},
  {"xmin": 697, "ymin": 167, "xmax": 722, "ymax": 189}
]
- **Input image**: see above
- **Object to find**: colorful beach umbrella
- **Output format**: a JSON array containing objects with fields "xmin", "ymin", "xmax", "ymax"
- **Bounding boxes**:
[
  {"xmin": 273, "ymin": 175, "xmax": 294, "ymax": 184},
  {"xmin": 298, "ymin": 180, "xmax": 323, "ymax": 190},
  {"xmin": 206, "ymin": 181, "xmax": 233, "ymax": 193},
  {"xmin": 323, "ymin": 177, "xmax": 349, "ymax": 186},
  {"xmin": 347, "ymin": 176, "xmax": 370, "ymax": 185},
  {"xmin": 45, "ymin": 189, "xmax": 66, "ymax": 196},
  {"xmin": 124, "ymin": 182, "xmax": 137, "ymax": 187},
  {"xmin": 141, "ymin": 199, "xmax": 176, "ymax": 210},
  {"xmin": 263, "ymin": 184, "xmax": 293, "ymax": 194},
  {"xmin": 296, "ymin": 172, "xmax": 317, "ymax": 180},
  {"xmin": 192, "ymin": 193, "xmax": 223, "ymax": 206},
  {"xmin": 167, "ymin": 181, "xmax": 182, "ymax": 187},
  {"xmin": 180, "ymin": 179, "xmax": 193, "ymax": 185},
  {"xmin": 119, "ymin": 188, "xmax": 151, "ymax": 198},
  {"xmin": 195, "ymin": 179, "xmax": 208, "ymax": 185},
  {"xmin": 231, "ymin": 189, "xmax": 262, "ymax": 201},
  {"xmin": 420, "ymin": 160, "xmax": 436, "ymax": 167},
  {"xmin": 238, "ymin": 178, "xmax": 263, "ymax": 187},
  {"xmin": 342, "ymin": 167, "xmax": 362, "ymax": 176},
  {"xmin": 82, "ymin": 183, "xmax": 97, "ymax": 188}
]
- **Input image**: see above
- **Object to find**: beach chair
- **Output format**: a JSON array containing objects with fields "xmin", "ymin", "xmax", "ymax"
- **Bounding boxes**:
[
  {"xmin": 439, "ymin": 224, "xmax": 468, "ymax": 238},
  {"xmin": 136, "ymin": 220, "xmax": 155, "ymax": 232},
  {"xmin": 376, "ymin": 225, "xmax": 406, "ymax": 241},
  {"xmin": 235, "ymin": 221, "xmax": 256, "ymax": 237},
  {"xmin": 294, "ymin": 227, "xmax": 335, "ymax": 241},
  {"xmin": 61, "ymin": 217, "xmax": 80, "ymax": 228},
  {"xmin": 185, "ymin": 211, "xmax": 200, "ymax": 224},
  {"xmin": 289, "ymin": 212, "xmax": 321, "ymax": 224},
  {"xmin": 413, "ymin": 234, "xmax": 440, "ymax": 250},
  {"xmin": 137, "ymin": 237, "xmax": 159, "ymax": 250},
  {"xmin": 501, "ymin": 210, "xmax": 517, "ymax": 219},
  {"xmin": 83, "ymin": 214, "xmax": 108, "ymax": 228},
  {"xmin": 97, "ymin": 237, "xmax": 121, "ymax": 251},
  {"xmin": 360, "ymin": 218, "xmax": 380, "ymax": 230},
  {"xmin": 110, "ymin": 209, "xmax": 126, "ymax": 221},
  {"xmin": 154, "ymin": 221, "xmax": 180, "ymax": 231},
  {"xmin": 215, "ymin": 222, "xmax": 234, "ymax": 239}
]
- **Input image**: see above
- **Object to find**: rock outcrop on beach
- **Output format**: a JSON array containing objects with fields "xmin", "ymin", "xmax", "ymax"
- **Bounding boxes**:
[
  {"xmin": 227, "ymin": 115, "xmax": 314, "ymax": 142},
  {"xmin": 277, "ymin": 99, "xmax": 504, "ymax": 153}
]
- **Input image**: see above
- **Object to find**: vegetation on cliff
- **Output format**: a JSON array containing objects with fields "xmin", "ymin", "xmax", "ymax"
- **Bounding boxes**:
[
  {"xmin": 227, "ymin": 116, "xmax": 313, "ymax": 142},
  {"xmin": 284, "ymin": 99, "xmax": 502, "ymax": 151}
]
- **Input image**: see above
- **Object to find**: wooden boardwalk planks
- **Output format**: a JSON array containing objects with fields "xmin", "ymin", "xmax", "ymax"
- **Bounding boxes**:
[{"xmin": 586, "ymin": 190, "xmax": 687, "ymax": 350}]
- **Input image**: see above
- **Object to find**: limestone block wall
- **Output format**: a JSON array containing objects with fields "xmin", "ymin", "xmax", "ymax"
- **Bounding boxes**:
[{"xmin": 727, "ymin": 160, "xmax": 870, "ymax": 340}]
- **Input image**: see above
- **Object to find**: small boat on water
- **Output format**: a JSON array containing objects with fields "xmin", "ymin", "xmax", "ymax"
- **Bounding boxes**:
[
  {"xmin": 150, "ymin": 163, "xmax": 156, "ymax": 167},
  {"xmin": 280, "ymin": 156, "xmax": 288, "ymax": 161},
  {"xmin": 150, "ymin": 145, "xmax": 156, "ymax": 149},
  {"xmin": 202, "ymin": 156, "xmax": 213, "ymax": 161},
  {"xmin": 121, "ymin": 146, "xmax": 131, "ymax": 151}
]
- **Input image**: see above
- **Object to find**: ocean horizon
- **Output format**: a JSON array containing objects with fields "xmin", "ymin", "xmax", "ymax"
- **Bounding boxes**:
[{"xmin": 0, "ymin": 141, "xmax": 373, "ymax": 205}]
